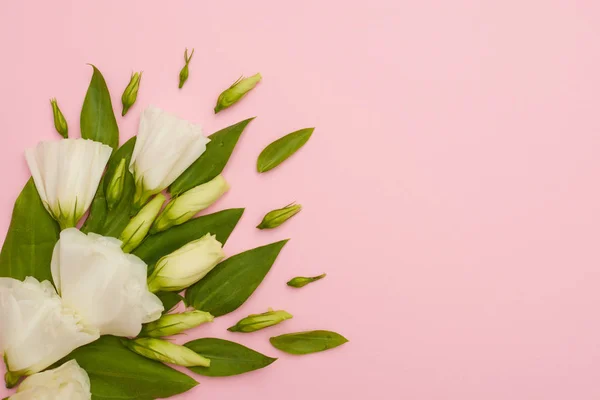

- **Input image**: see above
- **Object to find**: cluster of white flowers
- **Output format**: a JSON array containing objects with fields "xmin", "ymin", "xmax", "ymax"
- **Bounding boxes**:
[{"xmin": 1, "ymin": 106, "xmax": 227, "ymax": 399}]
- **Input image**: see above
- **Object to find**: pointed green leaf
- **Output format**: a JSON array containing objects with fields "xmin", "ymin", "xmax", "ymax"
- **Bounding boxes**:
[
  {"xmin": 57, "ymin": 336, "xmax": 197, "ymax": 400},
  {"xmin": 257, "ymin": 128, "xmax": 314, "ymax": 173},
  {"xmin": 185, "ymin": 338, "xmax": 276, "ymax": 377},
  {"xmin": 170, "ymin": 118, "xmax": 255, "ymax": 196},
  {"xmin": 80, "ymin": 65, "xmax": 119, "ymax": 149},
  {"xmin": 155, "ymin": 291, "xmax": 185, "ymax": 314},
  {"xmin": 82, "ymin": 137, "xmax": 136, "ymax": 238},
  {"xmin": 0, "ymin": 179, "xmax": 60, "ymax": 281},
  {"xmin": 269, "ymin": 330, "xmax": 349, "ymax": 355},
  {"xmin": 185, "ymin": 240, "xmax": 288, "ymax": 317},
  {"xmin": 133, "ymin": 208, "xmax": 244, "ymax": 268}
]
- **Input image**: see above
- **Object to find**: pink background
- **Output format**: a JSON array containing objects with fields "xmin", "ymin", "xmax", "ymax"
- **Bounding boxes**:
[{"xmin": 1, "ymin": 0, "xmax": 600, "ymax": 399}]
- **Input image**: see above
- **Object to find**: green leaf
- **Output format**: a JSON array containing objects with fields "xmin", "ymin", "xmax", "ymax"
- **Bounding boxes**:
[
  {"xmin": 185, "ymin": 338, "xmax": 276, "ymax": 377},
  {"xmin": 156, "ymin": 291, "xmax": 185, "ymax": 313},
  {"xmin": 185, "ymin": 240, "xmax": 288, "ymax": 317},
  {"xmin": 0, "ymin": 179, "xmax": 59, "ymax": 281},
  {"xmin": 270, "ymin": 330, "xmax": 349, "ymax": 355},
  {"xmin": 133, "ymin": 208, "xmax": 244, "ymax": 268},
  {"xmin": 81, "ymin": 137, "xmax": 136, "ymax": 238},
  {"xmin": 58, "ymin": 336, "xmax": 197, "ymax": 400},
  {"xmin": 80, "ymin": 65, "xmax": 119, "ymax": 150},
  {"xmin": 257, "ymin": 128, "xmax": 314, "ymax": 173},
  {"xmin": 80, "ymin": 181, "xmax": 107, "ymax": 234},
  {"xmin": 170, "ymin": 118, "xmax": 255, "ymax": 196}
]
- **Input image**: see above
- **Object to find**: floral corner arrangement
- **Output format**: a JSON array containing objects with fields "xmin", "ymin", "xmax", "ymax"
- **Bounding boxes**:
[{"xmin": 0, "ymin": 51, "xmax": 347, "ymax": 400}]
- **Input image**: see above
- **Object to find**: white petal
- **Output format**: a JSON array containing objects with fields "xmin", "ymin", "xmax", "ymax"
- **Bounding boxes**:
[
  {"xmin": 24, "ymin": 148, "xmax": 49, "ymax": 213},
  {"xmin": 12, "ymin": 360, "xmax": 91, "ymax": 400},
  {"xmin": 52, "ymin": 229, "xmax": 163, "ymax": 337},
  {"xmin": 0, "ymin": 277, "xmax": 99, "ymax": 376}
]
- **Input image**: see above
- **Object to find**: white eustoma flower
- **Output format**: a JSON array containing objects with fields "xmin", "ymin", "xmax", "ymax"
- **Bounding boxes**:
[
  {"xmin": 9, "ymin": 360, "xmax": 91, "ymax": 400},
  {"xmin": 51, "ymin": 228, "xmax": 163, "ymax": 337},
  {"xmin": 147, "ymin": 233, "xmax": 225, "ymax": 293},
  {"xmin": 25, "ymin": 138, "xmax": 112, "ymax": 229},
  {"xmin": 129, "ymin": 106, "xmax": 210, "ymax": 210},
  {"xmin": 0, "ymin": 277, "xmax": 99, "ymax": 386}
]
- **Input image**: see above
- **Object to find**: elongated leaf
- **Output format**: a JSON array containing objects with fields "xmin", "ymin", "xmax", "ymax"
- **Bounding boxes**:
[
  {"xmin": 0, "ymin": 179, "xmax": 59, "ymax": 281},
  {"xmin": 257, "ymin": 128, "xmax": 314, "ymax": 173},
  {"xmin": 270, "ymin": 330, "xmax": 348, "ymax": 355},
  {"xmin": 170, "ymin": 118, "xmax": 254, "ymax": 196},
  {"xmin": 58, "ymin": 336, "xmax": 197, "ymax": 400},
  {"xmin": 186, "ymin": 240, "xmax": 288, "ymax": 316},
  {"xmin": 156, "ymin": 291, "xmax": 185, "ymax": 313},
  {"xmin": 185, "ymin": 338, "xmax": 276, "ymax": 377},
  {"xmin": 82, "ymin": 137, "xmax": 136, "ymax": 237},
  {"xmin": 80, "ymin": 181, "xmax": 107, "ymax": 234},
  {"xmin": 133, "ymin": 208, "xmax": 244, "ymax": 267},
  {"xmin": 80, "ymin": 65, "xmax": 119, "ymax": 149}
]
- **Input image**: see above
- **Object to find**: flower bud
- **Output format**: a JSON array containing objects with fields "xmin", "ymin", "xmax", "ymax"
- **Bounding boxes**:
[
  {"xmin": 152, "ymin": 175, "xmax": 229, "ymax": 233},
  {"xmin": 121, "ymin": 71, "xmax": 142, "ymax": 116},
  {"xmin": 106, "ymin": 158, "xmax": 127, "ymax": 210},
  {"xmin": 50, "ymin": 98, "xmax": 68, "ymax": 138},
  {"xmin": 119, "ymin": 193, "xmax": 166, "ymax": 253},
  {"xmin": 124, "ymin": 338, "xmax": 210, "ymax": 367},
  {"xmin": 178, "ymin": 48, "xmax": 194, "ymax": 89},
  {"xmin": 214, "ymin": 73, "xmax": 262, "ymax": 113},
  {"xmin": 287, "ymin": 273, "xmax": 326, "ymax": 288},
  {"xmin": 228, "ymin": 309, "xmax": 293, "ymax": 333},
  {"xmin": 140, "ymin": 310, "xmax": 214, "ymax": 337},
  {"xmin": 257, "ymin": 203, "xmax": 302, "ymax": 229},
  {"xmin": 147, "ymin": 233, "xmax": 225, "ymax": 293}
]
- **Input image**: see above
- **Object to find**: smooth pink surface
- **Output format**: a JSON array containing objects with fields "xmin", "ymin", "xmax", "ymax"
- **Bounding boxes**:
[{"xmin": 1, "ymin": 0, "xmax": 600, "ymax": 399}]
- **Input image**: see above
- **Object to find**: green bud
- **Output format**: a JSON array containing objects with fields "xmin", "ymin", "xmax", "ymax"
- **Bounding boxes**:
[
  {"xmin": 214, "ymin": 73, "xmax": 262, "ymax": 113},
  {"xmin": 4, "ymin": 370, "xmax": 21, "ymax": 389},
  {"xmin": 119, "ymin": 193, "xmax": 166, "ymax": 253},
  {"xmin": 287, "ymin": 273, "xmax": 326, "ymax": 288},
  {"xmin": 124, "ymin": 338, "xmax": 210, "ymax": 367},
  {"xmin": 257, "ymin": 203, "xmax": 302, "ymax": 230},
  {"xmin": 140, "ymin": 310, "xmax": 214, "ymax": 337},
  {"xmin": 147, "ymin": 233, "xmax": 225, "ymax": 293},
  {"xmin": 227, "ymin": 309, "xmax": 293, "ymax": 333},
  {"xmin": 152, "ymin": 175, "xmax": 229, "ymax": 233},
  {"xmin": 50, "ymin": 98, "xmax": 68, "ymax": 138},
  {"xmin": 178, "ymin": 48, "xmax": 194, "ymax": 89},
  {"xmin": 121, "ymin": 71, "xmax": 142, "ymax": 116},
  {"xmin": 106, "ymin": 158, "xmax": 127, "ymax": 210}
]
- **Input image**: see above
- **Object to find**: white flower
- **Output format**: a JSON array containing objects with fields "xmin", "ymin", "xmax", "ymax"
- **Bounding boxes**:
[
  {"xmin": 151, "ymin": 175, "xmax": 229, "ymax": 233},
  {"xmin": 0, "ymin": 277, "xmax": 99, "ymax": 385},
  {"xmin": 9, "ymin": 360, "xmax": 91, "ymax": 400},
  {"xmin": 25, "ymin": 139, "xmax": 112, "ymax": 229},
  {"xmin": 129, "ymin": 106, "xmax": 210, "ymax": 209},
  {"xmin": 51, "ymin": 228, "xmax": 163, "ymax": 337},
  {"xmin": 147, "ymin": 233, "xmax": 225, "ymax": 293}
]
